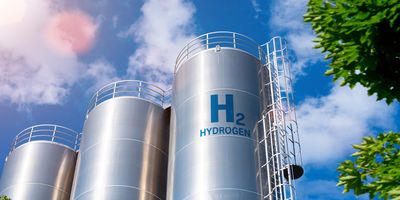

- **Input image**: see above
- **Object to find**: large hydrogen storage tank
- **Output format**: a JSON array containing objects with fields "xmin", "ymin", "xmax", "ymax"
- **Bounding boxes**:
[
  {"xmin": 71, "ymin": 80, "xmax": 170, "ymax": 200},
  {"xmin": 168, "ymin": 32, "xmax": 265, "ymax": 200},
  {"xmin": 0, "ymin": 124, "xmax": 79, "ymax": 200}
]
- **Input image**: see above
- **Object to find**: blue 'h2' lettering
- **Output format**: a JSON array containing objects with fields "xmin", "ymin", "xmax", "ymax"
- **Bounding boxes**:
[{"xmin": 211, "ymin": 94, "xmax": 234, "ymax": 123}]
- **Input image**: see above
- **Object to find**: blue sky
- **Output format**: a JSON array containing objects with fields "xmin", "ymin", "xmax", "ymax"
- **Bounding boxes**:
[{"xmin": 0, "ymin": 0, "xmax": 398, "ymax": 199}]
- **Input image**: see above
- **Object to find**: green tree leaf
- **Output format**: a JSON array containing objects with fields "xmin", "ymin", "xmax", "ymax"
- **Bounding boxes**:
[
  {"xmin": 337, "ymin": 132, "xmax": 400, "ymax": 199},
  {"xmin": 304, "ymin": 0, "xmax": 400, "ymax": 104},
  {"xmin": 0, "ymin": 195, "xmax": 11, "ymax": 200}
]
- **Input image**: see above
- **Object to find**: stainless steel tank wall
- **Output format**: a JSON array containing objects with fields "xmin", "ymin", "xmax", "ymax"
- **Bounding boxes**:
[
  {"xmin": 168, "ymin": 48, "xmax": 262, "ymax": 200},
  {"xmin": 71, "ymin": 97, "xmax": 170, "ymax": 200},
  {"xmin": 0, "ymin": 141, "xmax": 77, "ymax": 200}
]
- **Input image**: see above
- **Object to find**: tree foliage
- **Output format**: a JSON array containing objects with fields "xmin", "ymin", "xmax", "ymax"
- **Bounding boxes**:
[
  {"xmin": 0, "ymin": 195, "xmax": 11, "ymax": 200},
  {"xmin": 304, "ymin": 0, "xmax": 400, "ymax": 104},
  {"xmin": 337, "ymin": 132, "xmax": 400, "ymax": 199}
]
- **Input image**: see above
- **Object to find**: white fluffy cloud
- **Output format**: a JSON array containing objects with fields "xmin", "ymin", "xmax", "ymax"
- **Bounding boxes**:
[
  {"xmin": 251, "ymin": 0, "xmax": 262, "ymax": 19},
  {"xmin": 0, "ymin": 0, "xmax": 84, "ymax": 105},
  {"xmin": 297, "ymin": 178, "xmax": 369, "ymax": 200},
  {"xmin": 0, "ymin": 0, "xmax": 116, "ymax": 106},
  {"xmin": 269, "ymin": 0, "xmax": 321, "ymax": 76},
  {"xmin": 86, "ymin": 60, "xmax": 119, "ymax": 93},
  {"xmin": 0, "ymin": 50, "xmax": 81, "ymax": 105},
  {"xmin": 123, "ymin": 0, "xmax": 196, "ymax": 89},
  {"xmin": 0, "ymin": 0, "xmax": 195, "ymax": 106},
  {"xmin": 297, "ymin": 84, "xmax": 397, "ymax": 165}
]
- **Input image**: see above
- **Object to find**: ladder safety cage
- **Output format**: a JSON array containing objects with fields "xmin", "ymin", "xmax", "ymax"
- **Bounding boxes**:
[{"xmin": 254, "ymin": 37, "xmax": 303, "ymax": 200}]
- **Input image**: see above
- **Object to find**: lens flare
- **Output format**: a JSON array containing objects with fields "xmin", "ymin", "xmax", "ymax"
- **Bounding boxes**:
[{"xmin": 45, "ymin": 10, "xmax": 97, "ymax": 55}]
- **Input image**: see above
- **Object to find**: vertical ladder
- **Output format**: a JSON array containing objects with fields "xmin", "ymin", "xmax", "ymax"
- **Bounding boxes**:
[{"xmin": 254, "ymin": 37, "xmax": 303, "ymax": 200}]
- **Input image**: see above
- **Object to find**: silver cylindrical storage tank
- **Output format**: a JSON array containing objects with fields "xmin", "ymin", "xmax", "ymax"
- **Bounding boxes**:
[
  {"xmin": 71, "ymin": 80, "xmax": 170, "ymax": 200},
  {"xmin": 168, "ymin": 32, "xmax": 264, "ymax": 200},
  {"xmin": 0, "ymin": 124, "xmax": 79, "ymax": 200}
]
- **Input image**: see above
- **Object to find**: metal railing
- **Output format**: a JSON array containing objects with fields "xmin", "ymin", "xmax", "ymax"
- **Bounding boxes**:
[
  {"xmin": 10, "ymin": 124, "xmax": 81, "ymax": 152},
  {"xmin": 174, "ymin": 31, "xmax": 267, "ymax": 73},
  {"xmin": 87, "ymin": 80, "xmax": 168, "ymax": 115}
]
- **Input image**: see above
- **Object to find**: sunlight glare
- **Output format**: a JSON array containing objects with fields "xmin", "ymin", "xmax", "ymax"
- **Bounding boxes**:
[{"xmin": 0, "ymin": 0, "xmax": 27, "ymax": 26}]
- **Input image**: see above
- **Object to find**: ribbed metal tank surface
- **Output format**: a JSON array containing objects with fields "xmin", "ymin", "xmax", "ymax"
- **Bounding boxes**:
[
  {"xmin": 0, "ymin": 124, "xmax": 79, "ymax": 200},
  {"xmin": 167, "ymin": 32, "xmax": 264, "ymax": 200},
  {"xmin": 70, "ymin": 80, "xmax": 170, "ymax": 200}
]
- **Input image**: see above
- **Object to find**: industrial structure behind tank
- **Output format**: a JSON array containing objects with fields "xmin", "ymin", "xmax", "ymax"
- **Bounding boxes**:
[{"xmin": 0, "ymin": 31, "xmax": 303, "ymax": 200}]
